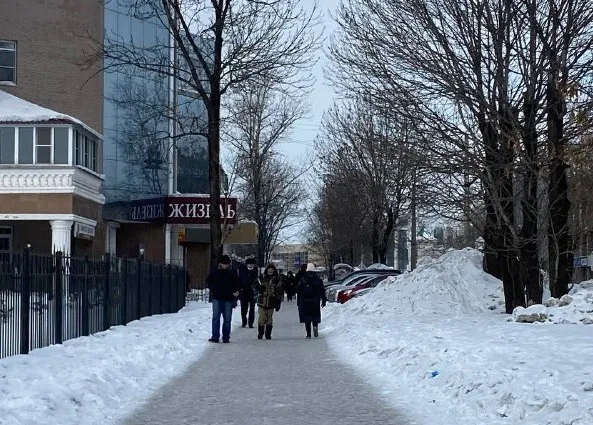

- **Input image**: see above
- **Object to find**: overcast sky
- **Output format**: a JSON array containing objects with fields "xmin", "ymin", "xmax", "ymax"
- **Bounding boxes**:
[{"xmin": 276, "ymin": 0, "xmax": 341, "ymax": 162}]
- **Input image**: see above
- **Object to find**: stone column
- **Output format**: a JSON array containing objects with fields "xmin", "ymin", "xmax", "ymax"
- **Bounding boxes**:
[
  {"xmin": 106, "ymin": 222, "xmax": 120, "ymax": 255},
  {"xmin": 50, "ymin": 220, "xmax": 73, "ymax": 256}
]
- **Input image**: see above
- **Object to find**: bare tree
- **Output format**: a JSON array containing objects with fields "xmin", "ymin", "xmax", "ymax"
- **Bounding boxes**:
[
  {"xmin": 227, "ymin": 77, "xmax": 309, "ymax": 266},
  {"xmin": 318, "ymin": 98, "xmax": 415, "ymax": 264},
  {"xmin": 91, "ymin": 0, "xmax": 321, "ymax": 265},
  {"xmin": 326, "ymin": 0, "xmax": 593, "ymax": 311}
]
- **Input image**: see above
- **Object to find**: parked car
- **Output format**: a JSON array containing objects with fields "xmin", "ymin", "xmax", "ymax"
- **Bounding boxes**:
[
  {"xmin": 328, "ymin": 273, "xmax": 390, "ymax": 302},
  {"xmin": 324, "ymin": 268, "xmax": 399, "ymax": 289},
  {"xmin": 337, "ymin": 274, "xmax": 393, "ymax": 304},
  {"xmin": 349, "ymin": 287, "xmax": 374, "ymax": 300}
]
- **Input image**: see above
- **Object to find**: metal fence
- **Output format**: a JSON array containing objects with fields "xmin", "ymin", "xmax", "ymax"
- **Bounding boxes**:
[{"xmin": 0, "ymin": 249, "xmax": 186, "ymax": 359}]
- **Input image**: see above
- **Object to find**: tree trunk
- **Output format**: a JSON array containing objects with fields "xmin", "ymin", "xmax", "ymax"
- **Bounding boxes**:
[
  {"xmin": 371, "ymin": 213, "xmax": 380, "ymax": 263},
  {"xmin": 520, "ymin": 92, "xmax": 542, "ymax": 305},
  {"xmin": 547, "ymin": 70, "xmax": 572, "ymax": 298},
  {"xmin": 208, "ymin": 100, "xmax": 223, "ymax": 266},
  {"xmin": 410, "ymin": 174, "xmax": 418, "ymax": 271},
  {"xmin": 208, "ymin": 11, "xmax": 224, "ymax": 268},
  {"xmin": 480, "ymin": 118, "xmax": 525, "ymax": 313}
]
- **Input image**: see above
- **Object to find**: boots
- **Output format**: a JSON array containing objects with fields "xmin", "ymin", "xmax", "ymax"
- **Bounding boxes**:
[
  {"xmin": 313, "ymin": 325, "xmax": 319, "ymax": 338},
  {"xmin": 305, "ymin": 322, "xmax": 311, "ymax": 339},
  {"xmin": 265, "ymin": 325, "xmax": 273, "ymax": 340},
  {"xmin": 257, "ymin": 325, "xmax": 264, "ymax": 340}
]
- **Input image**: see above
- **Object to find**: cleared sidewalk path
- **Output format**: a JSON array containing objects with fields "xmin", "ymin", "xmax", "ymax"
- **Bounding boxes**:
[{"xmin": 122, "ymin": 302, "xmax": 412, "ymax": 425}]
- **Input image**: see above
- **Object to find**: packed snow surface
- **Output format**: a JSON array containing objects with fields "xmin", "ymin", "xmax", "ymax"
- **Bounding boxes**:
[
  {"xmin": 323, "ymin": 248, "xmax": 593, "ymax": 425},
  {"xmin": 0, "ymin": 302, "xmax": 217, "ymax": 425}
]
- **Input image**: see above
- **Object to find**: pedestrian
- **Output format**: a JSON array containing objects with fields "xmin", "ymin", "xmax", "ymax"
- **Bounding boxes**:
[
  {"xmin": 238, "ymin": 257, "xmax": 258, "ymax": 328},
  {"xmin": 285, "ymin": 271, "xmax": 296, "ymax": 302},
  {"xmin": 207, "ymin": 254, "xmax": 240, "ymax": 343},
  {"xmin": 255, "ymin": 263, "xmax": 284, "ymax": 340},
  {"xmin": 296, "ymin": 263, "xmax": 327, "ymax": 339},
  {"xmin": 293, "ymin": 263, "xmax": 307, "ymax": 303}
]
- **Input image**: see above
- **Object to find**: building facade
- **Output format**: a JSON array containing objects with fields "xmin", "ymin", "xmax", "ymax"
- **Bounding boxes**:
[
  {"xmin": 0, "ymin": 0, "xmax": 105, "ymax": 256},
  {"xmin": 0, "ymin": 0, "xmax": 255, "ymax": 286}
]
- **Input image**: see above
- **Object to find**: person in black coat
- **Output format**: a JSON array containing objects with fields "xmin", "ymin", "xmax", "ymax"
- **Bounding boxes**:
[
  {"xmin": 238, "ymin": 257, "xmax": 258, "ymax": 328},
  {"xmin": 296, "ymin": 264, "xmax": 327, "ymax": 338},
  {"xmin": 206, "ymin": 254, "xmax": 240, "ymax": 343},
  {"xmin": 285, "ymin": 271, "xmax": 296, "ymax": 302}
]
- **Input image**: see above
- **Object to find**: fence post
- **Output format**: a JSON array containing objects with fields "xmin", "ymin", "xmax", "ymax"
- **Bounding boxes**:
[
  {"xmin": 103, "ymin": 253, "xmax": 111, "ymax": 331},
  {"xmin": 167, "ymin": 264, "xmax": 172, "ymax": 314},
  {"xmin": 159, "ymin": 265, "xmax": 164, "ymax": 315},
  {"xmin": 147, "ymin": 262, "xmax": 153, "ymax": 316},
  {"xmin": 55, "ymin": 251, "xmax": 63, "ymax": 345},
  {"xmin": 20, "ymin": 247, "xmax": 31, "ymax": 355},
  {"xmin": 136, "ymin": 258, "xmax": 142, "ymax": 320},
  {"xmin": 122, "ymin": 259, "xmax": 128, "ymax": 325},
  {"xmin": 81, "ymin": 256, "xmax": 90, "ymax": 337}
]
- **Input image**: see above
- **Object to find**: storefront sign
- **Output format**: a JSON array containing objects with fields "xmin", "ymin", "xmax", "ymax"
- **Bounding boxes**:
[
  {"xmin": 128, "ymin": 196, "xmax": 238, "ymax": 225},
  {"xmin": 129, "ymin": 198, "xmax": 167, "ymax": 221},
  {"xmin": 74, "ymin": 222, "xmax": 96, "ymax": 239}
]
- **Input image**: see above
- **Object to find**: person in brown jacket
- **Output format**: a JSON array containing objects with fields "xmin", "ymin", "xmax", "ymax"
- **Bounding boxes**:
[{"xmin": 255, "ymin": 263, "xmax": 284, "ymax": 340}]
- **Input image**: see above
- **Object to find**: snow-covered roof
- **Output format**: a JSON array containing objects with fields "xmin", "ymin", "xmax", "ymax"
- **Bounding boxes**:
[{"xmin": 0, "ymin": 89, "xmax": 102, "ymax": 139}]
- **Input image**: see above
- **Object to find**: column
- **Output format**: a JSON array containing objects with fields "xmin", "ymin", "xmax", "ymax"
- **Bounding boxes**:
[
  {"xmin": 50, "ymin": 220, "xmax": 73, "ymax": 256},
  {"xmin": 106, "ymin": 222, "xmax": 120, "ymax": 255}
]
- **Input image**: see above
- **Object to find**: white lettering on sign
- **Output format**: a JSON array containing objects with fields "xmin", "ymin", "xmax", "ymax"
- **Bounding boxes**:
[
  {"xmin": 167, "ymin": 202, "xmax": 237, "ymax": 220},
  {"xmin": 170, "ymin": 203, "xmax": 184, "ymax": 218}
]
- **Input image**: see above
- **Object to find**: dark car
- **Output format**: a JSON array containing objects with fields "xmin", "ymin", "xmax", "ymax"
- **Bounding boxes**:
[{"xmin": 324, "ymin": 268, "xmax": 401, "ymax": 289}]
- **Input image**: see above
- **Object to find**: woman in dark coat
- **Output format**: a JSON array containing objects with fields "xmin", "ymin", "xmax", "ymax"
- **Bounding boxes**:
[{"xmin": 296, "ymin": 264, "xmax": 327, "ymax": 338}]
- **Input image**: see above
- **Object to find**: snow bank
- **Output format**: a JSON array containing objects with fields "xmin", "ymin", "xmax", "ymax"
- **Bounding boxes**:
[
  {"xmin": 338, "ymin": 248, "xmax": 503, "ymax": 317},
  {"xmin": 366, "ymin": 263, "xmax": 395, "ymax": 270},
  {"xmin": 323, "ymin": 249, "xmax": 593, "ymax": 425},
  {"xmin": 512, "ymin": 286, "xmax": 593, "ymax": 325},
  {"xmin": 0, "ymin": 302, "xmax": 219, "ymax": 425}
]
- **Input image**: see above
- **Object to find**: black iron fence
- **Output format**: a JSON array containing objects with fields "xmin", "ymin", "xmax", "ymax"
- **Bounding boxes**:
[{"xmin": 0, "ymin": 249, "xmax": 186, "ymax": 359}]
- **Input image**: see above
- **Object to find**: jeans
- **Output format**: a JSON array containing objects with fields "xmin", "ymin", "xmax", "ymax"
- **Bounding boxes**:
[{"xmin": 211, "ymin": 299, "xmax": 233, "ymax": 341}]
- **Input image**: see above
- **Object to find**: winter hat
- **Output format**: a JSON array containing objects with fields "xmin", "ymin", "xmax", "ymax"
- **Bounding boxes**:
[
  {"xmin": 306, "ymin": 263, "xmax": 316, "ymax": 272},
  {"xmin": 245, "ymin": 257, "xmax": 256, "ymax": 265},
  {"xmin": 265, "ymin": 263, "xmax": 278, "ymax": 275},
  {"xmin": 218, "ymin": 254, "xmax": 231, "ymax": 265}
]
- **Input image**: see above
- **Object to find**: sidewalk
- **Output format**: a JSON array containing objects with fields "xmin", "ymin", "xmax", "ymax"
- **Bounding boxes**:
[{"xmin": 122, "ymin": 302, "xmax": 412, "ymax": 425}]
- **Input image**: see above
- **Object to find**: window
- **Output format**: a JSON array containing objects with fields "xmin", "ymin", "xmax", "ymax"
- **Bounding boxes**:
[
  {"xmin": 74, "ymin": 129, "xmax": 98, "ymax": 172},
  {"xmin": 35, "ymin": 127, "xmax": 51, "ymax": 164},
  {"xmin": 0, "ymin": 227, "xmax": 12, "ymax": 251},
  {"xmin": 18, "ymin": 127, "xmax": 33, "ymax": 164},
  {"xmin": 0, "ymin": 127, "xmax": 15, "ymax": 164},
  {"xmin": 53, "ymin": 127, "xmax": 69, "ymax": 164},
  {"xmin": 0, "ymin": 41, "xmax": 16, "ymax": 85}
]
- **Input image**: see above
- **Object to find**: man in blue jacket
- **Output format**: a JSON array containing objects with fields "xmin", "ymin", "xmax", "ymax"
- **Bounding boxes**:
[
  {"xmin": 238, "ymin": 257, "xmax": 258, "ymax": 328},
  {"xmin": 207, "ymin": 254, "xmax": 240, "ymax": 343}
]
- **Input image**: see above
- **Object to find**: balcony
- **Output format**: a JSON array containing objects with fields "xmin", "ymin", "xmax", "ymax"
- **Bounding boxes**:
[{"xmin": 0, "ymin": 165, "xmax": 104, "ymax": 204}]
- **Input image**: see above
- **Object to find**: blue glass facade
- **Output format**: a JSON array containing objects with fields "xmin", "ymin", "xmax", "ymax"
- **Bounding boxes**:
[{"xmin": 103, "ymin": 1, "xmax": 209, "ymax": 202}]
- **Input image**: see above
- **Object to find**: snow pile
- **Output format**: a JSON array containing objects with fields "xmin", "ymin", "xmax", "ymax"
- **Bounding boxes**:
[
  {"xmin": 0, "ymin": 89, "xmax": 101, "ymax": 137},
  {"xmin": 416, "ymin": 255, "xmax": 434, "ymax": 266},
  {"xmin": 366, "ymin": 263, "xmax": 395, "ymax": 270},
  {"xmin": 323, "ymin": 248, "xmax": 593, "ymax": 425},
  {"xmin": 512, "ymin": 286, "xmax": 593, "ymax": 325},
  {"xmin": 340, "ymin": 248, "xmax": 503, "ymax": 317},
  {"xmin": 0, "ymin": 302, "xmax": 220, "ymax": 425}
]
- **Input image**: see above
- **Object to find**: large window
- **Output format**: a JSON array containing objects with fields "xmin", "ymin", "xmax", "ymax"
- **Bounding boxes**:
[
  {"xmin": 0, "ymin": 125, "xmax": 98, "ymax": 172},
  {"xmin": 0, "ymin": 127, "xmax": 15, "ymax": 164},
  {"xmin": 74, "ymin": 129, "xmax": 98, "ymax": 171},
  {"xmin": 0, "ymin": 41, "xmax": 16, "ymax": 85}
]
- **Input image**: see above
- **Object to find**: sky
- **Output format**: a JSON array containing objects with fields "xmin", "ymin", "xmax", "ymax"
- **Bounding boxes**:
[{"xmin": 276, "ymin": 0, "xmax": 341, "ymax": 164}]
